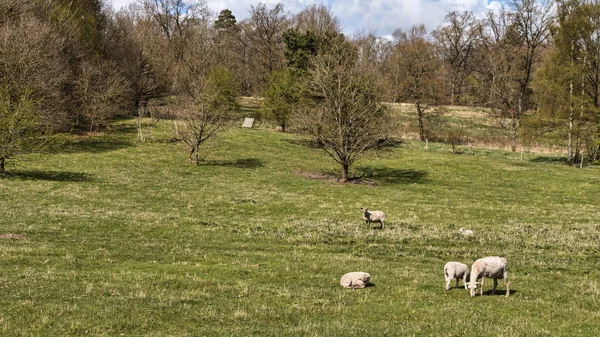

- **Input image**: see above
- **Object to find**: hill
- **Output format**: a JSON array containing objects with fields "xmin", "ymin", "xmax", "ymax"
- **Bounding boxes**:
[{"xmin": 0, "ymin": 116, "xmax": 599, "ymax": 336}]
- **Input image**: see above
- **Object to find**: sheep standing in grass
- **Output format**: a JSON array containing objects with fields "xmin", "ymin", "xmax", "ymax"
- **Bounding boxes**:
[
  {"xmin": 340, "ymin": 272, "xmax": 371, "ymax": 289},
  {"xmin": 444, "ymin": 262, "xmax": 470, "ymax": 291},
  {"xmin": 466, "ymin": 256, "xmax": 510, "ymax": 297},
  {"xmin": 361, "ymin": 208, "xmax": 386, "ymax": 229},
  {"xmin": 459, "ymin": 228, "xmax": 474, "ymax": 236}
]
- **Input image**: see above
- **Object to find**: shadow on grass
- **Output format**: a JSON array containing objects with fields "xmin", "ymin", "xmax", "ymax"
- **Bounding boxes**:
[
  {"xmin": 481, "ymin": 289, "xmax": 517, "ymax": 297},
  {"xmin": 1, "ymin": 170, "xmax": 95, "ymax": 182},
  {"xmin": 64, "ymin": 137, "xmax": 133, "ymax": 154},
  {"xmin": 63, "ymin": 123, "xmax": 136, "ymax": 154},
  {"xmin": 200, "ymin": 158, "xmax": 264, "ymax": 169},
  {"xmin": 354, "ymin": 166, "xmax": 428, "ymax": 185},
  {"xmin": 529, "ymin": 155, "xmax": 567, "ymax": 164}
]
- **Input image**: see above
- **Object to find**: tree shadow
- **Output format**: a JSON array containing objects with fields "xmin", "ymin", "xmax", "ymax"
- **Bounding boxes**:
[
  {"xmin": 354, "ymin": 166, "xmax": 428, "ymax": 185},
  {"xmin": 285, "ymin": 138, "xmax": 323, "ymax": 149},
  {"xmin": 62, "ymin": 122, "xmax": 136, "ymax": 154},
  {"xmin": 529, "ymin": 155, "xmax": 568, "ymax": 164},
  {"xmin": 1, "ymin": 170, "xmax": 95, "ymax": 182},
  {"xmin": 200, "ymin": 158, "xmax": 264, "ymax": 169},
  {"xmin": 63, "ymin": 137, "xmax": 134, "ymax": 154}
]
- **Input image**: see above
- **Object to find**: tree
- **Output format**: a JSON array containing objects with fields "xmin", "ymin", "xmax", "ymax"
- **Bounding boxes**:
[
  {"xmin": 178, "ymin": 67, "xmax": 239, "ymax": 165},
  {"xmin": 433, "ymin": 11, "xmax": 481, "ymax": 105},
  {"xmin": 296, "ymin": 38, "xmax": 390, "ymax": 182},
  {"xmin": 74, "ymin": 60, "xmax": 130, "ymax": 135},
  {"xmin": 262, "ymin": 68, "xmax": 302, "ymax": 132},
  {"xmin": 533, "ymin": 0, "xmax": 600, "ymax": 163},
  {"xmin": 390, "ymin": 25, "xmax": 444, "ymax": 141},
  {"xmin": 214, "ymin": 9, "xmax": 237, "ymax": 31},
  {"xmin": 0, "ymin": 85, "xmax": 51, "ymax": 174},
  {"xmin": 475, "ymin": 1, "xmax": 553, "ymax": 152},
  {"xmin": 240, "ymin": 3, "xmax": 289, "ymax": 93}
]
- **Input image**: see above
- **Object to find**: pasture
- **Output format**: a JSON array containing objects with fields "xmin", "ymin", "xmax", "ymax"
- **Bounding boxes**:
[{"xmin": 1, "ymin": 112, "xmax": 599, "ymax": 336}]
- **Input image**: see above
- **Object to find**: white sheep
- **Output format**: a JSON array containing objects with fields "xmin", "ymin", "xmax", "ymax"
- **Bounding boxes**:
[
  {"xmin": 466, "ymin": 256, "xmax": 510, "ymax": 297},
  {"xmin": 459, "ymin": 228, "xmax": 474, "ymax": 236},
  {"xmin": 444, "ymin": 262, "xmax": 470, "ymax": 291},
  {"xmin": 361, "ymin": 208, "xmax": 386, "ymax": 229},
  {"xmin": 340, "ymin": 272, "xmax": 371, "ymax": 289}
]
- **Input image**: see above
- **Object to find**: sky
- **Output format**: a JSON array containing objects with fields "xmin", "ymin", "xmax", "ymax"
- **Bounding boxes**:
[{"xmin": 110, "ymin": 0, "xmax": 505, "ymax": 37}]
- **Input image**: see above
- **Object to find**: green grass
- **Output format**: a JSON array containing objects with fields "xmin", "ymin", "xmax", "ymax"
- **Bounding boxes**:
[{"xmin": 1, "ymin": 117, "xmax": 599, "ymax": 336}]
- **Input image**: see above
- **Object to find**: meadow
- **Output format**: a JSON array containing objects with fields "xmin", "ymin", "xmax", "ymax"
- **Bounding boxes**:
[{"xmin": 1, "ymin": 105, "xmax": 599, "ymax": 336}]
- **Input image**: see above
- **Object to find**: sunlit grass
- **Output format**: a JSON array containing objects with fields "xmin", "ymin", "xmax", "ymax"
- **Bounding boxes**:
[{"xmin": 0, "ymin": 115, "xmax": 599, "ymax": 336}]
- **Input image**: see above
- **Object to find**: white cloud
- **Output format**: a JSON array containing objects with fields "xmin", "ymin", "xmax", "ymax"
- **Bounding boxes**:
[{"xmin": 110, "ymin": 0, "xmax": 505, "ymax": 35}]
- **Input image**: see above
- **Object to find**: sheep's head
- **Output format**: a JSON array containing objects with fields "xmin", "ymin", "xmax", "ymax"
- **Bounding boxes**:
[
  {"xmin": 467, "ymin": 281, "xmax": 480, "ymax": 297},
  {"xmin": 459, "ymin": 228, "xmax": 465, "ymax": 232},
  {"xmin": 361, "ymin": 273, "xmax": 371, "ymax": 283},
  {"xmin": 360, "ymin": 207, "xmax": 369, "ymax": 214}
]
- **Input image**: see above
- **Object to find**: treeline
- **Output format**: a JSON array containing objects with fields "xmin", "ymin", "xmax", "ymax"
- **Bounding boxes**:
[{"xmin": 1, "ymin": 0, "xmax": 599, "ymax": 174}]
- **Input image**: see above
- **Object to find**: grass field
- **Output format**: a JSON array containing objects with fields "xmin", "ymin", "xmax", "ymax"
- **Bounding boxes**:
[{"xmin": 1, "ymin": 113, "xmax": 600, "ymax": 336}]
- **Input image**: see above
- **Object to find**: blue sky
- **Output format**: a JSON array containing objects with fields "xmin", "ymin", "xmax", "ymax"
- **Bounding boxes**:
[{"xmin": 111, "ymin": 0, "xmax": 504, "ymax": 36}]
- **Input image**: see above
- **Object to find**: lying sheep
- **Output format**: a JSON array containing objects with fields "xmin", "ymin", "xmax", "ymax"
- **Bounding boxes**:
[
  {"xmin": 466, "ymin": 256, "xmax": 510, "ymax": 297},
  {"xmin": 459, "ymin": 228, "xmax": 474, "ymax": 236},
  {"xmin": 340, "ymin": 272, "xmax": 371, "ymax": 289},
  {"xmin": 444, "ymin": 262, "xmax": 470, "ymax": 291},
  {"xmin": 0, "ymin": 234, "xmax": 26, "ymax": 240},
  {"xmin": 361, "ymin": 208, "xmax": 386, "ymax": 229}
]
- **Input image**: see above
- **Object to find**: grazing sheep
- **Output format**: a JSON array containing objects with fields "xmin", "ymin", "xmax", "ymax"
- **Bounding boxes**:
[
  {"xmin": 444, "ymin": 262, "xmax": 470, "ymax": 291},
  {"xmin": 459, "ymin": 228, "xmax": 474, "ymax": 236},
  {"xmin": 466, "ymin": 256, "xmax": 510, "ymax": 297},
  {"xmin": 340, "ymin": 272, "xmax": 371, "ymax": 289},
  {"xmin": 361, "ymin": 208, "xmax": 386, "ymax": 229}
]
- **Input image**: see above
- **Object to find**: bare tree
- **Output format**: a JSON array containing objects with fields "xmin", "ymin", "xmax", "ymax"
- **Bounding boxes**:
[
  {"xmin": 293, "ymin": 4, "xmax": 342, "ymax": 34},
  {"xmin": 297, "ymin": 38, "xmax": 391, "ymax": 182},
  {"xmin": 476, "ymin": 1, "xmax": 553, "ymax": 151},
  {"xmin": 433, "ymin": 11, "xmax": 481, "ymax": 105},
  {"xmin": 177, "ymin": 67, "xmax": 239, "ymax": 165},
  {"xmin": 74, "ymin": 60, "xmax": 130, "ymax": 135},
  {"xmin": 391, "ymin": 25, "xmax": 444, "ymax": 141},
  {"xmin": 240, "ymin": 3, "xmax": 289, "ymax": 93}
]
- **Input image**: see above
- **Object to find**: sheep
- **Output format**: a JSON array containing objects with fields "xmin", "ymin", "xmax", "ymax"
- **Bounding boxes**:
[
  {"xmin": 340, "ymin": 272, "xmax": 371, "ymax": 289},
  {"xmin": 444, "ymin": 262, "xmax": 470, "ymax": 291},
  {"xmin": 459, "ymin": 228, "xmax": 474, "ymax": 236},
  {"xmin": 466, "ymin": 256, "xmax": 510, "ymax": 297},
  {"xmin": 0, "ymin": 234, "xmax": 25, "ymax": 240},
  {"xmin": 361, "ymin": 208, "xmax": 386, "ymax": 229}
]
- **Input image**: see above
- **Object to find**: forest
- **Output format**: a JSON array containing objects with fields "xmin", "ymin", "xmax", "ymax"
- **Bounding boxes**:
[{"xmin": 0, "ymin": 0, "xmax": 599, "ymax": 174}]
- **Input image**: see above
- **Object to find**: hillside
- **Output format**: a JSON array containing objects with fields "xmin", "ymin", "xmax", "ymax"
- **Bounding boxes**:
[{"xmin": 0, "ymin": 117, "xmax": 599, "ymax": 336}]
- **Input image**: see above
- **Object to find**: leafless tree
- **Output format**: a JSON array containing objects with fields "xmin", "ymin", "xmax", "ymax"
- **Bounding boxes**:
[
  {"xmin": 177, "ymin": 67, "xmax": 239, "ymax": 165},
  {"xmin": 296, "ymin": 38, "xmax": 391, "ymax": 182},
  {"xmin": 240, "ymin": 2, "xmax": 289, "ymax": 93},
  {"xmin": 433, "ymin": 11, "xmax": 482, "ymax": 105},
  {"xmin": 390, "ymin": 25, "xmax": 444, "ymax": 141}
]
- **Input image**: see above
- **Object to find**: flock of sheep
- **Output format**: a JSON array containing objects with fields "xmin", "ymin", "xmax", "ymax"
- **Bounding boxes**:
[{"xmin": 349, "ymin": 208, "xmax": 511, "ymax": 297}]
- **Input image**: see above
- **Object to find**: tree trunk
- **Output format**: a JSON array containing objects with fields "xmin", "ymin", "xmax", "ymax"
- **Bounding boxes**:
[
  {"xmin": 0, "ymin": 157, "xmax": 5, "ymax": 174},
  {"xmin": 340, "ymin": 163, "xmax": 349, "ymax": 182},
  {"xmin": 194, "ymin": 144, "xmax": 199, "ymax": 166},
  {"xmin": 416, "ymin": 102, "xmax": 425, "ymax": 141}
]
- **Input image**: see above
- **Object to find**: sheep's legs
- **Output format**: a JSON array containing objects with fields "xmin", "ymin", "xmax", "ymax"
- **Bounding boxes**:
[
  {"xmin": 491, "ymin": 279, "xmax": 498, "ymax": 295},
  {"xmin": 505, "ymin": 281, "xmax": 511, "ymax": 297},
  {"xmin": 480, "ymin": 278, "xmax": 484, "ymax": 296},
  {"xmin": 445, "ymin": 279, "xmax": 451, "ymax": 291}
]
